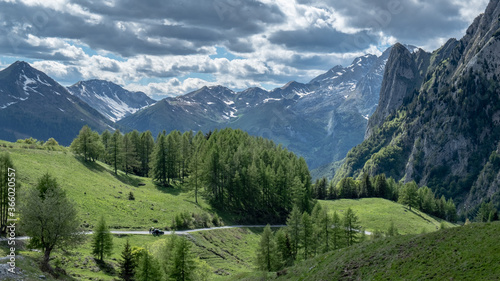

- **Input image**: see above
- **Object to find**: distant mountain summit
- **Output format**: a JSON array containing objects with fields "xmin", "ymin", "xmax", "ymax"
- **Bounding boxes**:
[
  {"xmin": 0, "ymin": 61, "xmax": 112, "ymax": 145},
  {"xmin": 67, "ymin": 79, "xmax": 155, "ymax": 122},
  {"xmin": 119, "ymin": 45, "xmax": 409, "ymax": 169}
]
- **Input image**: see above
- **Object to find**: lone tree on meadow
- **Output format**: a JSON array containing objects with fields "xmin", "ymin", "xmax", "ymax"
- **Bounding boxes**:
[
  {"xmin": 20, "ymin": 173, "xmax": 84, "ymax": 273},
  {"xmin": 399, "ymin": 181, "xmax": 419, "ymax": 210},
  {"xmin": 92, "ymin": 216, "xmax": 114, "ymax": 261}
]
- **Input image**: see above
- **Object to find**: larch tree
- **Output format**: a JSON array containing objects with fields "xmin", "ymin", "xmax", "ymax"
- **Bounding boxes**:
[
  {"xmin": 91, "ymin": 216, "xmax": 113, "ymax": 261},
  {"xmin": 109, "ymin": 129, "xmax": 124, "ymax": 175},
  {"xmin": 20, "ymin": 173, "xmax": 84, "ymax": 273},
  {"xmin": 170, "ymin": 236, "xmax": 197, "ymax": 281},
  {"xmin": 343, "ymin": 207, "xmax": 360, "ymax": 246},
  {"xmin": 256, "ymin": 224, "xmax": 277, "ymax": 272}
]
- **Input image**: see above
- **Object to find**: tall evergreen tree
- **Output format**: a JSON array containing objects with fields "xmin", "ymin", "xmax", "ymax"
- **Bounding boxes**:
[
  {"xmin": 101, "ymin": 130, "xmax": 112, "ymax": 163},
  {"xmin": 256, "ymin": 224, "xmax": 277, "ymax": 272},
  {"xmin": 374, "ymin": 174, "xmax": 389, "ymax": 199},
  {"xmin": 286, "ymin": 205, "xmax": 302, "ymax": 260},
  {"xmin": 171, "ymin": 236, "xmax": 196, "ymax": 281},
  {"xmin": 151, "ymin": 133, "xmax": 168, "ymax": 186},
  {"xmin": 318, "ymin": 207, "xmax": 332, "ymax": 253},
  {"xmin": 123, "ymin": 133, "xmax": 139, "ymax": 175},
  {"xmin": 139, "ymin": 131, "xmax": 155, "ymax": 177},
  {"xmin": 399, "ymin": 181, "xmax": 419, "ymax": 210},
  {"xmin": 300, "ymin": 212, "xmax": 314, "ymax": 260},
  {"xmin": 274, "ymin": 228, "xmax": 293, "ymax": 269},
  {"xmin": 119, "ymin": 239, "xmax": 136, "ymax": 281},
  {"xmin": 109, "ymin": 130, "xmax": 124, "ymax": 175},
  {"xmin": 136, "ymin": 250, "xmax": 162, "ymax": 281},
  {"xmin": 331, "ymin": 211, "xmax": 343, "ymax": 250},
  {"xmin": 92, "ymin": 216, "xmax": 113, "ymax": 261},
  {"xmin": 343, "ymin": 208, "xmax": 360, "ymax": 246}
]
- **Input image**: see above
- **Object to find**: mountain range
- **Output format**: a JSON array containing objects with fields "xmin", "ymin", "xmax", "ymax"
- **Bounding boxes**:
[
  {"xmin": 0, "ymin": 46, "xmax": 403, "ymax": 169},
  {"xmin": 118, "ymin": 47, "xmax": 401, "ymax": 168},
  {"xmin": 0, "ymin": 61, "xmax": 113, "ymax": 145},
  {"xmin": 333, "ymin": 0, "xmax": 500, "ymax": 217}
]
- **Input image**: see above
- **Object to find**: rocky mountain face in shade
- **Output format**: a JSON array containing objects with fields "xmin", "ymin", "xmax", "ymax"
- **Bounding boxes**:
[{"xmin": 333, "ymin": 0, "xmax": 500, "ymax": 218}]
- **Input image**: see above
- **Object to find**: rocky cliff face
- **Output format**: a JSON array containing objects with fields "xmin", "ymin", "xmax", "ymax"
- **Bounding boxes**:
[
  {"xmin": 335, "ymin": 0, "xmax": 500, "ymax": 217},
  {"xmin": 366, "ymin": 44, "xmax": 429, "ymax": 139}
]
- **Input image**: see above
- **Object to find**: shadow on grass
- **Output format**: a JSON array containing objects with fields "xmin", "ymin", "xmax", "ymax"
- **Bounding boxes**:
[
  {"xmin": 409, "ymin": 208, "xmax": 432, "ymax": 223},
  {"xmin": 153, "ymin": 182, "xmax": 182, "ymax": 195},
  {"xmin": 94, "ymin": 259, "xmax": 117, "ymax": 276},
  {"xmin": 76, "ymin": 157, "xmax": 107, "ymax": 173},
  {"xmin": 112, "ymin": 171, "xmax": 143, "ymax": 187}
]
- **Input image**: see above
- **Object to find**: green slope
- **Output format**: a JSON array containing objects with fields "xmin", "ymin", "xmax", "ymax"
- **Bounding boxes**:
[
  {"xmin": 273, "ymin": 222, "xmax": 500, "ymax": 280},
  {"xmin": 319, "ymin": 198, "xmax": 456, "ymax": 235},
  {"xmin": 0, "ymin": 142, "xmax": 213, "ymax": 230}
]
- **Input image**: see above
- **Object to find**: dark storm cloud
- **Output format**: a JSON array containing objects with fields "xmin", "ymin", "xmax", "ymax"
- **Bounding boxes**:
[
  {"xmin": 72, "ymin": 0, "xmax": 285, "ymax": 34},
  {"xmin": 0, "ymin": 0, "xmax": 284, "ymax": 58},
  {"xmin": 300, "ymin": 0, "xmax": 469, "ymax": 44},
  {"xmin": 269, "ymin": 27, "xmax": 380, "ymax": 53}
]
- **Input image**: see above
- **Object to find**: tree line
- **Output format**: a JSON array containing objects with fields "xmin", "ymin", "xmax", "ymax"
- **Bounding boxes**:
[
  {"xmin": 313, "ymin": 173, "xmax": 458, "ymax": 222},
  {"xmin": 71, "ymin": 126, "xmax": 313, "ymax": 223},
  {"xmin": 255, "ymin": 203, "xmax": 378, "ymax": 272}
]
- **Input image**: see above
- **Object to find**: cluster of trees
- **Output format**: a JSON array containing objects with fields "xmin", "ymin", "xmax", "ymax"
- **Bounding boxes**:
[
  {"xmin": 70, "ymin": 126, "xmax": 154, "ymax": 176},
  {"xmin": 71, "ymin": 126, "xmax": 313, "ymax": 223},
  {"xmin": 255, "ymin": 204, "xmax": 365, "ymax": 272},
  {"xmin": 313, "ymin": 174, "xmax": 457, "ymax": 222},
  {"xmin": 91, "ymin": 216, "xmax": 208, "ymax": 281},
  {"xmin": 118, "ymin": 234, "xmax": 210, "ymax": 281}
]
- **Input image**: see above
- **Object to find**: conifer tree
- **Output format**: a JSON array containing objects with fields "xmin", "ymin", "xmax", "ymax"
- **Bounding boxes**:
[
  {"xmin": 119, "ymin": 239, "xmax": 136, "ymax": 281},
  {"xmin": 92, "ymin": 216, "xmax": 113, "ymax": 261},
  {"xmin": 171, "ymin": 236, "xmax": 196, "ymax": 281},
  {"xmin": 109, "ymin": 129, "xmax": 123, "ymax": 174},
  {"xmin": 256, "ymin": 224, "xmax": 277, "ymax": 272},
  {"xmin": 399, "ymin": 181, "xmax": 419, "ymax": 210},
  {"xmin": 139, "ymin": 131, "xmax": 155, "ymax": 177},
  {"xmin": 318, "ymin": 207, "xmax": 332, "ymax": 253},
  {"xmin": 274, "ymin": 228, "xmax": 293, "ymax": 269},
  {"xmin": 286, "ymin": 205, "xmax": 302, "ymax": 260},
  {"xmin": 343, "ymin": 208, "xmax": 360, "ymax": 246},
  {"xmin": 331, "ymin": 211, "xmax": 343, "ymax": 249},
  {"xmin": 136, "ymin": 250, "xmax": 162, "ymax": 281},
  {"xmin": 300, "ymin": 212, "xmax": 314, "ymax": 259},
  {"xmin": 151, "ymin": 133, "xmax": 168, "ymax": 186}
]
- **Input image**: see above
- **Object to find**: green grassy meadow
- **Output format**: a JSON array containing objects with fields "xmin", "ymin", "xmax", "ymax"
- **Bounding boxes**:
[
  {"xmin": 319, "ymin": 198, "xmax": 456, "ymax": 235},
  {"xmin": 0, "ymin": 141, "xmax": 214, "ymax": 231},
  {"xmin": 271, "ymin": 222, "xmax": 500, "ymax": 280}
]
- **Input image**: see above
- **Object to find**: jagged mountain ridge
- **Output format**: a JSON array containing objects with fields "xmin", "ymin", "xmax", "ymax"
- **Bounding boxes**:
[
  {"xmin": 67, "ymin": 79, "xmax": 156, "ymax": 122},
  {"xmin": 0, "ymin": 61, "xmax": 113, "ymax": 145},
  {"xmin": 333, "ymin": 0, "xmax": 500, "ymax": 217},
  {"xmin": 119, "ymin": 46, "xmax": 404, "ymax": 169}
]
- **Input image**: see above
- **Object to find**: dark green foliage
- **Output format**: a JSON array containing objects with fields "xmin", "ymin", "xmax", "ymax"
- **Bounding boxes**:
[
  {"xmin": 70, "ymin": 125, "xmax": 103, "ymax": 161},
  {"xmin": 171, "ymin": 237, "xmax": 197, "ymax": 281},
  {"xmin": 128, "ymin": 191, "xmax": 135, "ymax": 201},
  {"xmin": 109, "ymin": 130, "xmax": 123, "ymax": 175},
  {"xmin": 256, "ymin": 224, "xmax": 277, "ymax": 272},
  {"xmin": 476, "ymin": 202, "xmax": 498, "ymax": 222},
  {"xmin": 275, "ymin": 229, "xmax": 293, "ymax": 269},
  {"xmin": 91, "ymin": 216, "xmax": 113, "ymax": 261},
  {"xmin": 399, "ymin": 181, "xmax": 419, "ymax": 210},
  {"xmin": 300, "ymin": 212, "xmax": 314, "ymax": 260},
  {"xmin": 387, "ymin": 221, "xmax": 399, "ymax": 237},
  {"xmin": 20, "ymin": 173, "xmax": 83, "ymax": 273},
  {"xmin": 0, "ymin": 152, "xmax": 14, "ymax": 235},
  {"xmin": 150, "ymin": 133, "xmax": 168, "ymax": 185},
  {"xmin": 136, "ymin": 250, "xmax": 162, "ymax": 281},
  {"xmin": 119, "ymin": 239, "xmax": 136, "ymax": 281},
  {"xmin": 343, "ymin": 207, "xmax": 360, "ymax": 246},
  {"xmin": 286, "ymin": 206, "xmax": 302, "ymax": 261}
]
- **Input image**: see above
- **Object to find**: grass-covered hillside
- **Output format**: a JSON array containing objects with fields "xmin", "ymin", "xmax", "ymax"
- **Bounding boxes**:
[
  {"xmin": 320, "ymin": 198, "xmax": 456, "ymax": 235},
  {"xmin": 0, "ymin": 140, "xmax": 214, "ymax": 230},
  {"xmin": 272, "ymin": 222, "xmax": 500, "ymax": 280}
]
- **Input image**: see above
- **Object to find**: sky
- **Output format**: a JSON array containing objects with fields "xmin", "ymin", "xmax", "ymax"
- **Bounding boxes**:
[{"xmin": 0, "ymin": 0, "xmax": 490, "ymax": 100}]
